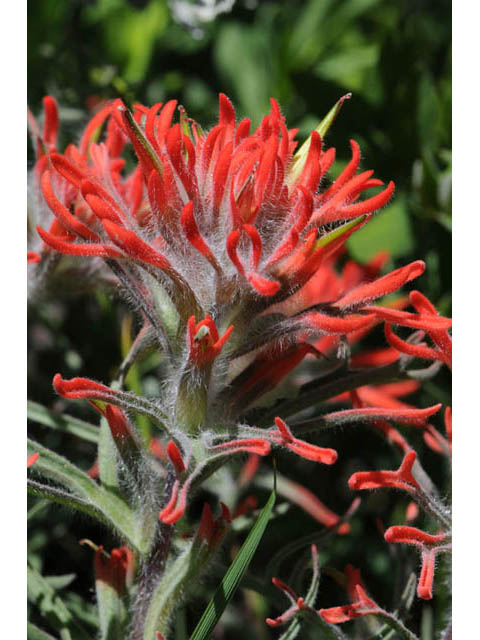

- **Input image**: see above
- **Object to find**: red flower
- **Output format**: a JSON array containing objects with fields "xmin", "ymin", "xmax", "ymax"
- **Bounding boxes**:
[
  {"xmin": 27, "ymin": 452, "xmax": 39, "ymax": 468},
  {"xmin": 319, "ymin": 584, "xmax": 382, "ymax": 623},
  {"xmin": 94, "ymin": 545, "xmax": 134, "ymax": 595},
  {"xmin": 384, "ymin": 526, "xmax": 451, "ymax": 599},
  {"xmin": 349, "ymin": 450, "xmax": 420, "ymax": 493},
  {"xmin": 187, "ymin": 314, "xmax": 233, "ymax": 366},
  {"xmin": 196, "ymin": 502, "xmax": 231, "ymax": 548}
]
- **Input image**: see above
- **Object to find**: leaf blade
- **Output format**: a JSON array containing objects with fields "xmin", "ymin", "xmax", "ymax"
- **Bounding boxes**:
[
  {"xmin": 28, "ymin": 400, "xmax": 99, "ymax": 443},
  {"xmin": 189, "ymin": 486, "xmax": 276, "ymax": 640}
]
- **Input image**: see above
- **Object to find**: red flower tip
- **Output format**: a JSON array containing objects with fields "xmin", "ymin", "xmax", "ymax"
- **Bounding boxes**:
[
  {"xmin": 95, "ymin": 545, "xmax": 133, "ymax": 595},
  {"xmin": 444, "ymin": 406, "xmax": 452, "ymax": 448},
  {"xmin": 271, "ymin": 577, "xmax": 297, "ymax": 600},
  {"xmin": 27, "ymin": 251, "xmax": 41, "ymax": 264},
  {"xmin": 42, "ymin": 95, "xmax": 59, "ymax": 148},
  {"xmin": 265, "ymin": 617, "xmax": 282, "ymax": 628},
  {"xmin": 27, "ymin": 453, "xmax": 39, "ymax": 468},
  {"xmin": 166, "ymin": 441, "xmax": 186, "ymax": 475},
  {"xmin": 337, "ymin": 260, "xmax": 425, "ymax": 310},
  {"xmin": 180, "ymin": 201, "xmax": 220, "ymax": 270},
  {"xmin": 105, "ymin": 404, "xmax": 131, "ymax": 443},
  {"xmin": 319, "ymin": 584, "xmax": 380, "ymax": 623},
  {"xmin": 348, "ymin": 450, "xmax": 419, "ymax": 493},
  {"xmin": 233, "ymin": 495, "xmax": 258, "ymax": 519},
  {"xmin": 53, "ymin": 373, "xmax": 113, "ymax": 400},
  {"xmin": 384, "ymin": 525, "xmax": 449, "ymax": 547},
  {"xmin": 384, "ymin": 526, "xmax": 451, "ymax": 601},
  {"xmin": 159, "ymin": 481, "xmax": 187, "ymax": 525},
  {"xmin": 187, "ymin": 314, "xmax": 234, "ymax": 365},
  {"xmin": 197, "ymin": 501, "xmax": 231, "ymax": 547},
  {"xmin": 273, "ymin": 417, "xmax": 337, "ymax": 464}
]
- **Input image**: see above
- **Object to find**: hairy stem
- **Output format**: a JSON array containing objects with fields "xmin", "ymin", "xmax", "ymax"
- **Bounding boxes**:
[{"xmin": 129, "ymin": 470, "xmax": 175, "ymax": 640}]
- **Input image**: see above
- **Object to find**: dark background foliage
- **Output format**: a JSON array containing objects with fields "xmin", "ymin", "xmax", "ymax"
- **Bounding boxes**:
[{"xmin": 28, "ymin": 1, "xmax": 451, "ymax": 637}]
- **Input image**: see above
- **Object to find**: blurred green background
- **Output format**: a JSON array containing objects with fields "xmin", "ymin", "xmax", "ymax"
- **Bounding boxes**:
[{"xmin": 28, "ymin": 1, "xmax": 451, "ymax": 638}]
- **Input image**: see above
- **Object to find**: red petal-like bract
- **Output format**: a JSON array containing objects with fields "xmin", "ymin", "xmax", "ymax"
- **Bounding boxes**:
[
  {"xmin": 273, "ymin": 417, "xmax": 338, "ymax": 464},
  {"xmin": 95, "ymin": 545, "xmax": 133, "ymax": 595},
  {"xmin": 349, "ymin": 450, "xmax": 420, "ymax": 492},
  {"xmin": 384, "ymin": 526, "xmax": 451, "ymax": 600},
  {"xmin": 166, "ymin": 441, "xmax": 186, "ymax": 475},
  {"xmin": 27, "ymin": 453, "xmax": 39, "ymax": 468},
  {"xmin": 53, "ymin": 374, "xmax": 117, "ymax": 400},
  {"xmin": 319, "ymin": 585, "xmax": 381, "ymax": 623}
]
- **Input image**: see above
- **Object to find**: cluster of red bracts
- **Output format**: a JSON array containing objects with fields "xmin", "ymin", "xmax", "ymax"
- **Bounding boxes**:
[
  {"xmin": 30, "ymin": 94, "xmax": 451, "ymax": 634},
  {"xmin": 28, "ymin": 95, "xmax": 452, "ymax": 410},
  {"xmin": 348, "ymin": 448, "xmax": 451, "ymax": 600}
]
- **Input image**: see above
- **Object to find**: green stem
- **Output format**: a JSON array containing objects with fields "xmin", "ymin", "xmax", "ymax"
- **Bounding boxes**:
[
  {"xmin": 258, "ymin": 358, "xmax": 413, "ymax": 425},
  {"xmin": 129, "ymin": 471, "xmax": 176, "ymax": 640},
  {"xmin": 378, "ymin": 611, "xmax": 420, "ymax": 640}
]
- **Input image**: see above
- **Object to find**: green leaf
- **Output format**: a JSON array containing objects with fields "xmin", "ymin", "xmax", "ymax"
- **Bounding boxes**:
[
  {"xmin": 315, "ymin": 215, "xmax": 367, "ymax": 251},
  {"xmin": 97, "ymin": 414, "xmax": 120, "ymax": 493},
  {"xmin": 27, "ymin": 439, "xmax": 146, "ymax": 555},
  {"xmin": 96, "ymin": 567, "xmax": 128, "ymax": 640},
  {"xmin": 189, "ymin": 485, "xmax": 276, "ymax": 640},
  {"xmin": 27, "ymin": 622, "xmax": 59, "ymax": 640},
  {"xmin": 28, "ymin": 479, "xmax": 108, "ymax": 524},
  {"xmin": 27, "ymin": 400, "xmax": 99, "ymax": 443},
  {"xmin": 27, "ymin": 565, "xmax": 89, "ymax": 640},
  {"xmin": 44, "ymin": 574, "xmax": 77, "ymax": 591},
  {"xmin": 288, "ymin": 93, "xmax": 351, "ymax": 184}
]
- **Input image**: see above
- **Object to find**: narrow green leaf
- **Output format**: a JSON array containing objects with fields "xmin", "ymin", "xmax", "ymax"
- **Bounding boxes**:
[
  {"xmin": 189, "ymin": 486, "xmax": 276, "ymax": 640},
  {"xmin": 124, "ymin": 108, "xmax": 164, "ymax": 176},
  {"xmin": 28, "ymin": 400, "xmax": 99, "ymax": 443},
  {"xmin": 288, "ymin": 93, "xmax": 352, "ymax": 184},
  {"xmin": 96, "ymin": 570, "xmax": 128, "ymax": 640},
  {"xmin": 97, "ymin": 414, "xmax": 120, "ymax": 492},
  {"xmin": 27, "ymin": 622, "xmax": 59, "ymax": 640},
  {"xmin": 27, "ymin": 439, "xmax": 146, "ymax": 555},
  {"xmin": 44, "ymin": 574, "xmax": 77, "ymax": 590},
  {"xmin": 315, "ymin": 215, "xmax": 367, "ymax": 251},
  {"xmin": 27, "ymin": 565, "xmax": 89, "ymax": 640},
  {"xmin": 28, "ymin": 479, "xmax": 108, "ymax": 525}
]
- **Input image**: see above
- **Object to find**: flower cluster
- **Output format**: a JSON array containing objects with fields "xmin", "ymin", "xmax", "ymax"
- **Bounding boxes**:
[{"xmin": 28, "ymin": 92, "xmax": 452, "ymax": 640}]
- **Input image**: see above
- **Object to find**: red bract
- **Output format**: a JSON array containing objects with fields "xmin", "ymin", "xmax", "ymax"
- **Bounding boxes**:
[
  {"xmin": 33, "ymin": 94, "xmax": 453, "ymax": 422},
  {"xmin": 272, "ymin": 417, "xmax": 338, "ymax": 464},
  {"xmin": 187, "ymin": 314, "xmax": 233, "ymax": 366},
  {"xmin": 349, "ymin": 450, "xmax": 419, "ymax": 492},
  {"xmin": 34, "ymin": 94, "xmax": 400, "ymax": 321},
  {"xmin": 95, "ymin": 545, "xmax": 134, "ymax": 595},
  {"xmin": 27, "ymin": 452, "xmax": 39, "ymax": 468},
  {"xmin": 384, "ymin": 526, "xmax": 451, "ymax": 599},
  {"xmin": 319, "ymin": 584, "xmax": 382, "ymax": 623},
  {"xmin": 197, "ymin": 502, "xmax": 231, "ymax": 548}
]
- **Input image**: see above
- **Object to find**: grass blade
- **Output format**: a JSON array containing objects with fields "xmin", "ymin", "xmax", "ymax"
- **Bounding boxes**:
[{"xmin": 189, "ymin": 484, "xmax": 276, "ymax": 640}]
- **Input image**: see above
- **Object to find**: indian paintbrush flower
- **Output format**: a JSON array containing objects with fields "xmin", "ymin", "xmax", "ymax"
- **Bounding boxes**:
[{"xmin": 28, "ymin": 92, "xmax": 452, "ymax": 639}]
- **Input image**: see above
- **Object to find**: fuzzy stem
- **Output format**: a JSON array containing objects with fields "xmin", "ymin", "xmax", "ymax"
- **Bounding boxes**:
[
  {"xmin": 412, "ymin": 485, "xmax": 452, "ymax": 530},
  {"xmin": 377, "ymin": 611, "xmax": 420, "ymax": 640},
  {"xmin": 129, "ymin": 471, "xmax": 175, "ymax": 640},
  {"xmin": 258, "ymin": 357, "xmax": 416, "ymax": 425}
]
